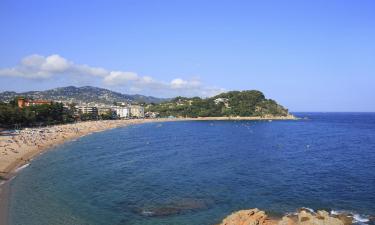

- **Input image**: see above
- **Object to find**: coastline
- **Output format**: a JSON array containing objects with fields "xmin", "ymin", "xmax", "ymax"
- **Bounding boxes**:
[
  {"xmin": 0, "ymin": 115, "xmax": 296, "ymax": 179},
  {"xmin": 193, "ymin": 115, "xmax": 297, "ymax": 121},
  {"xmin": 0, "ymin": 115, "xmax": 296, "ymax": 225},
  {"xmin": 0, "ymin": 118, "xmax": 178, "ymax": 179}
]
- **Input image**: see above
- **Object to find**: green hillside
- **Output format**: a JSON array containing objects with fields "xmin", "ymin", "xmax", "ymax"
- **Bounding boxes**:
[{"xmin": 147, "ymin": 90, "xmax": 290, "ymax": 117}]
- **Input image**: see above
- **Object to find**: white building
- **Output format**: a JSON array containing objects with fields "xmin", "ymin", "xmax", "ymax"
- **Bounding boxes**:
[
  {"xmin": 75, "ymin": 106, "xmax": 98, "ymax": 115},
  {"xmin": 113, "ymin": 106, "xmax": 130, "ymax": 118}
]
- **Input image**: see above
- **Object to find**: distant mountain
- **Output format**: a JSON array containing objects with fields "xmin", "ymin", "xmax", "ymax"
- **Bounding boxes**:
[{"xmin": 0, "ymin": 86, "xmax": 168, "ymax": 104}]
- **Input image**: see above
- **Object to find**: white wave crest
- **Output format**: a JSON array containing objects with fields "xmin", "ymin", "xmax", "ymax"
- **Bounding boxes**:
[
  {"xmin": 15, "ymin": 163, "xmax": 30, "ymax": 172},
  {"xmin": 331, "ymin": 210, "xmax": 370, "ymax": 224},
  {"xmin": 300, "ymin": 207, "xmax": 315, "ymax": 213},
  {"xmin": 353, "ymin": 214, "xmax": 370, "ymax": 223}
]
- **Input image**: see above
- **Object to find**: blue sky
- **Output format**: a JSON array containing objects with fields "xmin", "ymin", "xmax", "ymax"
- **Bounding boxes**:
[{"xmin": 0, "ymin": 0, "xmax": 374, "ymax": 111}]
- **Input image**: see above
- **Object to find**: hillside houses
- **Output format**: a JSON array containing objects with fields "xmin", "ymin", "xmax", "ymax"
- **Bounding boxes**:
[
  {"xmin": 17, "ymin": 97, "xmax": 52, "ymax": 108},
  {"xmin": 130, "ymin": 105, "xmax": 144, "ymax": 118},
  {"xmin": 15, "ymin": 97, "xmax": 145, "ymax": 120},
  {"xmin": 74, "ymin": 104, "xmax": 144, "ymax": 119}
]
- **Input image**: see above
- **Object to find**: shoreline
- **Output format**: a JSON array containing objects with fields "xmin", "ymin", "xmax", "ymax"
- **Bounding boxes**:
[
  {"xmin": 0, "ymin": 115, "xmax": 296, "ymax": 225},
  {"xmin": 0, "ymin": 115, "xmax": 296, "ymax": 179},
  {"xmin": 192, "ymin": 115, "xmax": 297, "ymax": 121},
  {"xmin": 0, "ymin": 118, "xmax": 177, "ymax": 180}
]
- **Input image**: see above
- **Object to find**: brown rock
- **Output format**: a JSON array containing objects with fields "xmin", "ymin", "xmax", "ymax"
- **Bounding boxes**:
[
  {"xmin": 298, "ymin": 210, "xmax": 314, "ymax": 224},
  {"xmin": 219, "ymin": 209, "xmax": 350, "ymax": 225},
  {"xmin": 219, "ymin": 208, "xmax": 278, "ymax": 225},
  {"xmin": 278, "ymin": 216, "xmax": 295, "ymax": 225},
  {"xmin": 334, "ymin": 214, "xmax": 353, "ymax": 225},
  {"xmin": 295, "ymin": 210, "xmax": 344, "ymax": 225}
]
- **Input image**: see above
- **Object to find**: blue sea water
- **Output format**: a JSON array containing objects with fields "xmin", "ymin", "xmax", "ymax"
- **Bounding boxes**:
[{"xmin": 8, "ymin": 113, "xmax": 375, "ymax": 225}]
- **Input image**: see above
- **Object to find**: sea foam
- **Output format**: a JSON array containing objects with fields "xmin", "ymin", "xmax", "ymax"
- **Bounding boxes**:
[
  {"xmin": 14, "ymin": 163, "xmax": 30, "ymax": 173},
  {"xmin": 331, "ymin": 210, "xmax": 370, "ymax": 224}
]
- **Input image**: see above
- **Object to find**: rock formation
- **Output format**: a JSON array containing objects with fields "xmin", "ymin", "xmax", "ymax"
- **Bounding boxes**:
[
  {"xmin": 218, "ymin": 208, "xmax": 355, "ymax": 225},
  {"xmin": 297, "ymin": 210, "xmax": 345, "ymax": 225},
  {"xmin": 219, "ymin": 208, "xmax": 276, "ymax": 225}
]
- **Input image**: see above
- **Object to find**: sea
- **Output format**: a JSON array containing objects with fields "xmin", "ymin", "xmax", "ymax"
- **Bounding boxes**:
[{"xmin": 8, "ymin": 113, "xmax": 375, "ymax": 225}]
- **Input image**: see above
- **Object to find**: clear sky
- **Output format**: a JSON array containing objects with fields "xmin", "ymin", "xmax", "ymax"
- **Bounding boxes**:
[{"xmin": 0, "ymin": 0, "xmax": 374, "ymax": 112}]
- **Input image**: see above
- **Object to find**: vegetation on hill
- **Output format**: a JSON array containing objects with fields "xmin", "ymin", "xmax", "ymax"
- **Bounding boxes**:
[
  {"xmin": 147, "ymin": 90, "xmax": 290, "ymax": 118},
  {"xmin": 0, "ymin": 86, "xmax": 168, "ymax": 104}
]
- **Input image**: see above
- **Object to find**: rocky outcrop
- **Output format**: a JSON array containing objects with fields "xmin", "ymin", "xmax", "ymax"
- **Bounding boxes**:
[
  {"xmin": 218, "ymin": 208, "xmax": 276, "ymax": 225},
  {"xmin": 218, "ymin": 209, "xmax": 354, "ymax": 225},
  {"xmin": 297, "ymin": 210, "xmax": 344, "ymax": 225}
]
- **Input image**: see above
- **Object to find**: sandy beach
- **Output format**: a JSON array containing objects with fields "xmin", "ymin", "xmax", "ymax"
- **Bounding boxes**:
[{"xmin": 0, "ymin": 115, "xmax": 296, "ymax": 225}]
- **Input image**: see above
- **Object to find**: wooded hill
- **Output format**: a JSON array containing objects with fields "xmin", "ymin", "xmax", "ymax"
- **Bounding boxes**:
[{"xmin": 147, "ymin": 90, "xmax": 290, "ymax": 117}]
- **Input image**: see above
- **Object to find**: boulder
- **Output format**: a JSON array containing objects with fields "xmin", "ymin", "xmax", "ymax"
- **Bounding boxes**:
[
  {"xmin": 298, "ymin": 210, "xmax": 343, "ymax": 225},
  {"xmin": 278, "ymin": 216, "xmax": 295, "ymax": 225},
  {"xmin": 219, "ymin": 208, "xmax": 349, "ymax": 225},
  {"xmin": 218, "ymin": 208, "xmax": 274, "ymax": 225}
]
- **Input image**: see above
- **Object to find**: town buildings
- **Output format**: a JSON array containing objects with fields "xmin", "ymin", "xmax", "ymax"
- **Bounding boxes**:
[
  {"xmin": 98, "ymin": 107, "xmax": 112, "ymax": 116},
  {"xmin": 130, "ymin": 105, "xmax": 145, "ymax": 118},
  {"xmin": 16, "ymin": 97, "xmax": 146, "ymax": 120},
  {"xmin": 17, "ymin": 98, "xmax": 51, "ymax": 108},
  {"xmin": 112, "ymin": 106, "xmax": 130, "ymax": 118},
  {"xmin": 75, "ymin": 105, "xmax": 99, "ymax": 116},
  {"xmin": 75, "ymin": 104, "xmax": 144, "ymax": 119},
  {"xmin": 145, "ymin": 111, "xmax": 159, "ymax": 118}
]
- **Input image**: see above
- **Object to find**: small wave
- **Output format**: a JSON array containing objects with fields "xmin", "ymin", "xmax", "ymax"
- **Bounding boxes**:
[
  {"xmin": 353, "ymin": 214, "xmax": 370, "ymax": 223},
  {"xmin": 141, "ymin": 210, "xmax": 154, "ymax": 216},
  {"xmin": 285, "ymin": 211, "xmax": 298, "ymax": 216},
  {"xmin": 331, "ymin": 209, "xmax": 346, "ymax": 215},
  {"xmin": 331, "ymin": 210, "xmax": 370, "ymax": 224},
  {"xmin": 15, "ymin": 163, "xmax": 30, "ymax": 172},
  {"xmin": 300, "ymin": 207, "xmax": 315, "ymax": 213}
]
